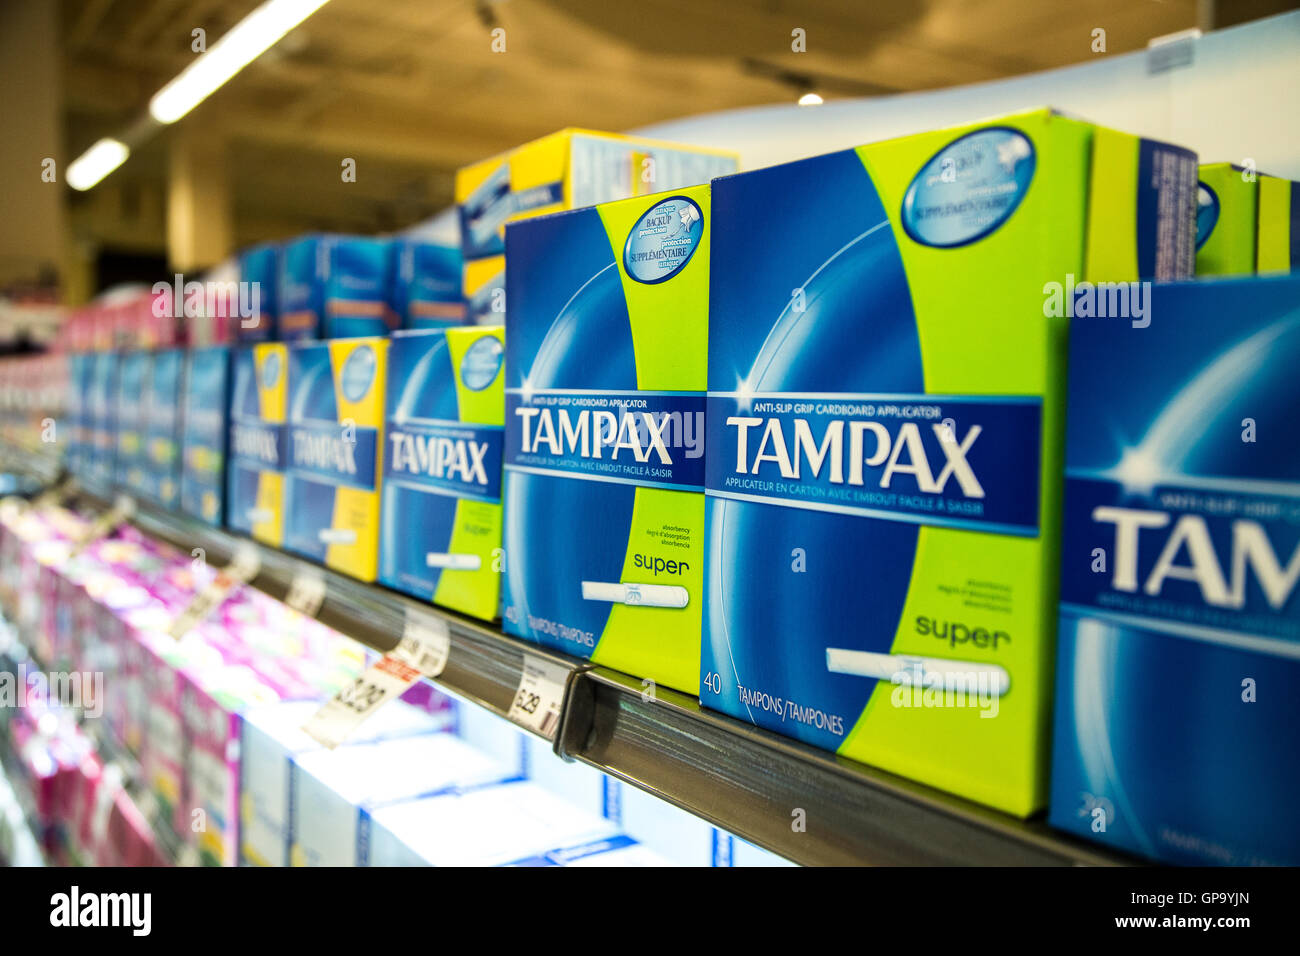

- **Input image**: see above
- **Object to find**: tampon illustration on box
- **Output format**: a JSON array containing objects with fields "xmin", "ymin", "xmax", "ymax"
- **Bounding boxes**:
[
  {"xmin": 581, "ymin": 581, "xmax": 689, "ymax": 609},
  {"xmin": 425, "ymin": 552, "xmax": 482, "ymax": 571},
  {"xmin": 826, "ymin": 647, "xmax": 1010, "ymax": 697}
]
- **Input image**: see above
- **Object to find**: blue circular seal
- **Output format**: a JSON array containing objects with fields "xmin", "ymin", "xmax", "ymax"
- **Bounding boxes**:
[
  {"xmin": 901, "ymin": 127, "xmax": 1036, "ymax": 248},
  {"xmin": 1196, "ymin": 182, "xmax": 1219, "ymax": 250},
  {"xmin": 259, "ymin": 351, "xmax": 281, "ymax": 390},
  {"xmin": 623, "ymin": 196, "xmax": 704, "ymax": 284},
  {"xmin": 461, "ymin": 335, "xmax": 504, "ymax": 391},
  {"xmin": 340, "ymin": 344, "xmax": 376, "ymax": 402}
]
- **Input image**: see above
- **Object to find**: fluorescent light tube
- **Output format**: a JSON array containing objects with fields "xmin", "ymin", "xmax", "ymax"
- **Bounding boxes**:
[
  {"xmin": 580, "ymin": 581, "xmax": 689, "ymax": 608},
  {"xmin": 66, "ymin": 139, "xmax": 130, "ymax": 191},
  {"xmin": 149, "ymin": 0, "xmax": 333, "ymax": 124},
  {"xmin": 825, "ymin": 648, "xmax": 1010, "ymax": 697}
]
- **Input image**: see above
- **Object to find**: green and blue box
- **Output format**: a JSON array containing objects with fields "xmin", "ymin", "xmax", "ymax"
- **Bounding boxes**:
[
  {"xmin": 379, "ymin": 326, "xmax": 505, "ymax": 621},
  {"xmin": 1051, "ymin": 274, "xmax": 1300, "ymax": 864},
  {"xmin": 1257, "ymin": 173, "xmax": 1299, "ymax": 274},
  {"xmin": 502, "ymin": 185, "xmax": 711, "ymax": 694},
  {"xmin": 1196, "ymin": 162, "xmax": 1258, "ymax": 276},
  {"xmin": 699, "ymin": 108, "xmax": 1196, "ymax": 815}
]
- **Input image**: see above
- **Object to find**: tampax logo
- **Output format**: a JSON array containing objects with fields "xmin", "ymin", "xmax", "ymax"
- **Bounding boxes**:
[
  {"xmin": 1093, "ymin": 505, "xmax": 1300, "ymax": 610},
  {"xmin": 389, "ymin": 431, "xmax": 490, "ymax": 485},
  {"xmin": 1043, "ymin": 273, "xmax": 1152, "ymax": 329},
  {"xmin": 724, "ymin": 412, "xmax": 983, "ymax": 497},
  {"xmin": 231, "ymin": 422, "xmax": 282, "ymax": 466},
  {"xmin": 292, "ymin": 429, "xmax": 357, "ymax": 475},
  {"xmin": 515, "ymin": 405, "xmax": 703, "ymax": 463},
  {"xmin": 49, "ymin": 887, "xmax": 151, "ymax": 936}
]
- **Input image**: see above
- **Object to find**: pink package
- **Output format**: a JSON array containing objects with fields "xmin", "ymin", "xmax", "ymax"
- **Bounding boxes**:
[
  {"xmin": 136, "ymin": 633, "xmax": 187, "ymax": 833},
  {"xmin": 178, "ymin": 671, "xmax": 245, "ymax": 866}
]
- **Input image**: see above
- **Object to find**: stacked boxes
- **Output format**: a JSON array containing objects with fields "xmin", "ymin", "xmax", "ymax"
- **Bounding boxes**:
[
  {"xmin": 284, "ymin": 338, "xmax": 388, "ymax": 581},
  {"xmin": 697, "ymin": 109, "xmax": 1196, "ymax": 815},
  {"xmin": 457, "ymin": 128, "xmax": 737, "ymax": 325},
  {"xmin": 113, "ymin": 351, "xmax": 149, "ymax": 494},
  {"xmin": 227, "ymin": 344, "xmax": 288, "ymax": 546},
  {"xmin": 143, "ymin": 348, "xmax": 184, "ymax": 510},
  {"xmin": 288, "ymin": 732, "xmax": 511, "ymax": 866},
  {"xmin": 1196, "ymin": 163, "xmax": 1259, "ymax": 276},
  {"xmin": 387, "ymin": 239, "xmax": 466, "ymax": 330},
  {"xmin": 237, "ymin": 243, "xmax": 280, "ymax": 341},
  {"xmin": 503, "ymin": 186, "xmax": 711, "ymax": 694},
  {"xmin": 278, "ymin": 235, "xmax": 393, "ymax": 340},
  {"xmin": 237, "ymin": 699, "xmax": 450, "ymax": 867},
  {"xmin": 379, "ymin": 326, "xmax": 505, "ymax": 620},
  {"xmin": 1050, "ymin": 273, "xmax": 1300, "ymax": 865},
  {"xmin": 180, "ymin": 346, "xmax": 231, "ymax": 526},
  {"xmin": 87, "ymin": 351, "xmax": 119, "ymax": 486}
]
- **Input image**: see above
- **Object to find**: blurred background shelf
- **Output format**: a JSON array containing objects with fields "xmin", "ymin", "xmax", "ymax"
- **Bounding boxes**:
[{"xmin": 49, "ymin": 474, "xmax": 1127, "ymax": 867}]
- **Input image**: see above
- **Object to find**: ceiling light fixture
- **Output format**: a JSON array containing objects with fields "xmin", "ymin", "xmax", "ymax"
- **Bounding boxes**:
[
  {"xmin": 149, "ymin": 0, "xmax": 333, "ymax": 124},
  {"xmin": 66, "ymin": 138, "xmax": 130, "ymax": 191},
  {"xmin": 798, "ymin": 92, "xmax": 824, "ymax": 106}
]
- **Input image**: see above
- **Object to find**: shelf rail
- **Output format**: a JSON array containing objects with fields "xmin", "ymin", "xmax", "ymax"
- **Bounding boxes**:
[{"xmin": 1, "ymin": 452, "xmax": 1129, "ymax": 866}]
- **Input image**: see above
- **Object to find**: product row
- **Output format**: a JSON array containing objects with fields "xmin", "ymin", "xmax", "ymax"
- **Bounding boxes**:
[
  {"xmin": 15, "ymin": 105, "xmax": 1300, "ymax": 867},
  {"xmin": 55, "ymin": 120, "xmax": 1295, "ymax": 359}
]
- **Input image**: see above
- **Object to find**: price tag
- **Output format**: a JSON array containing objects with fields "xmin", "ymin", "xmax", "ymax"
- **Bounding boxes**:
[
  {"xmin": 167, "ymin": 544, "xmax": 261, "ymax": 640},
  {"xmin": 301, "ymin": 655, "xmax": 422, "ymax": 749},
  {"xmin": 300, "ymin": 609, "xmax": 450, "ymax": 748},
  {"xmin": 32, "ymin": 476, "xmax": 77, "ymax": 512},
  {"xmin": 392, "ymin": 608, "xmax": 451, "ymax": 679},
  {"xmin": 284, "ymin": 569, "xmax": 326, "ymax": 618},
  {"xmin": 508, "ymin": 655, "xmax": 568, "ymax": 739},
  {"xmin": 70, "ymin": 494, "xmax": 134, "ymax": 558}
]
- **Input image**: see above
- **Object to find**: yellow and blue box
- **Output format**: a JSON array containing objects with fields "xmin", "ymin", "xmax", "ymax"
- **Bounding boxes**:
[
  {"xmin": 1257, "ymin": 173, "xmax": 1299, "ymax": 274},
  {"xmin": 700, "ymin": 109, "xmax": 1197, "ymax": 817},
  {"xmin": 456, "ymin": 128, "xmax": 737, "ymax": 260},
  {"xmin": 379, "ymin": 326, "xmax": 504, "ymax": 621},
  {"xmin": 464, "ymin": 255, "xmax": 505, "ymax": 326},
  {"xmin": 284, "ymin": 337, "xmax": 388, "ymax": 581},
  {"xmin": 457, "ymin": 129, "xmax": 737, "ymax": 326},
  {"xmin": 227, "ymin": 343, "xmax": 288, "ymax": 546},
  {"xmin": 1196, "ymin": 162, "xmax": 1258, "ymax": 276}
]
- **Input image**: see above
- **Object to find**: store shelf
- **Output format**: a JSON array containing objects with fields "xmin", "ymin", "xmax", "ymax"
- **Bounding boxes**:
[
  {"xmin": 18, "ymin": 467, "xmax": 1130, "ymax": 867},
  {"xmin": 72, "ymin": 475, "xmax": 584, "ymax": 737},
  {"xmin": 560, "ymin": 667, "xmax": 1128, "ymax": 866}
]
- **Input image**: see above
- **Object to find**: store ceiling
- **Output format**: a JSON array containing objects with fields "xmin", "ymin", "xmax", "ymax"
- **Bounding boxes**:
[{"xmin": 62, "ymin": 0, "xmax": 1212, "ymax": 242}]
